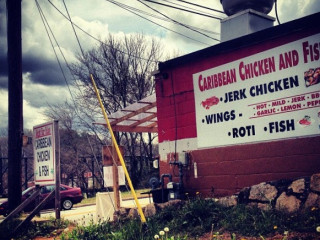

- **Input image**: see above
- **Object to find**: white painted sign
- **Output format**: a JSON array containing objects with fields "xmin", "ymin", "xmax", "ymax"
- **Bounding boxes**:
[
  {"xmin": 103, "ymin": 166, "xmax": 126, "ymax": 187},
  {"xmin": 193, "ymin": 33, "xmax": 320, "ymax": 148},
  {"xmin": 33, "ymin": 121, "xmax": 56, "ymax": 185}
]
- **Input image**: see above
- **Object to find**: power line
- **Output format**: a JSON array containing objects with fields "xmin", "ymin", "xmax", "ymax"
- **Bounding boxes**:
[
  {"xmin": 47, "ymin": 0, "xmax": 157, "ymax": 63},
  {"xmin": 36, "ymin": 0, "xmax": 90, "ymax": 132},
  {"xmin": 162, "ymin": 0, "xmax": 224, "ymax": 19},
  {"xmin": 141, "ymin": 0, "xmax": 223, "ymax": 20},
  {"xmin": 162, "ymin": 0, "xmax": 220, "ymax": 19},
  {"xmin": 39, "ymin": 1, "xmax": 150, "ymax": 215},
  {"xmin": 173, "ymin": 0, "xmax": 225, "ymax": 14},
  {"xmin": 47, "ymin": 0, "xmax": 100, "ymax": 43},
  {"xmin": 162, "ymin": 0, "xmax": 221, "ymax": 19},
  {"xmin": 45, "ymin": 0, "xmax": 162, "ymax": 133},
  {"xmin": 106, "ymin": 0, "xmax": 211, "ymax": 46},
  {"xmin": 48, "ymin": 0, "xmax": 216, "ymax": 50},
  {"xmin": 37, "ymin": 0, "xmax": 96, "ymax": 130},
  {"xmin": 102, "ymin": 0, "xmax": 219, "ymax": 36},
  {"xmin": 137, "ymin": 0, "xmax": 220, "ymax": 42},
  {"xmin": 62, "ymin": 0, "xmax": 85, "ymax": 57},
  {"xmin": 36, "ymin": 1, "xmax": 118, "ymax": 207},
  {"xmin": 37, "ymin": 1, "xmax": 105, "ymax": 133},
  {"xmin": 62, "ymin": 0, "xmax": 109, "ymax": 187},
  {"xmin": 35, "ymin": 0, "xmax": 74, "ymax": 105},
  {"xmin": 275, "ymin": 0, "xmax": 281, "ymax": 25}
]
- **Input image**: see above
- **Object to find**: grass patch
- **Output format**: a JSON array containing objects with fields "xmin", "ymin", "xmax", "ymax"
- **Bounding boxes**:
[
  {"xmin": 77, "ymin": 196, "xmax": 97, "ymax": 205},
  {"xmin": 121, "ymin": 188, "xmax": 151, "ymax": 200},
  {"xmin": 2, "ymin": 197, "xmax": 320, "ymax": 239},
  {"xmin": 0, "ymin": 217, "xmax": 70, "ymax": 240},
  {"xmin": 68, "ymin": 198, "xmax": 320, "ymax": 239}
]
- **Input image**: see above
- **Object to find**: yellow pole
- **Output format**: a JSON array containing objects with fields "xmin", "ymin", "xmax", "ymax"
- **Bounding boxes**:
[{"xmin": 90, "ymin": 74, "xmax": 146, "ymax": 223}]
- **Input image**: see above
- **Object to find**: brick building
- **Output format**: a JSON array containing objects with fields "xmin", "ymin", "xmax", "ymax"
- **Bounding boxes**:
[{"xmin": 154, "ymin": 12, "xmax": 320, "ymax": 197}]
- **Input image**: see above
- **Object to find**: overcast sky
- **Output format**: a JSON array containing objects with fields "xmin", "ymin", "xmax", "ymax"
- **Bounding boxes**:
[{"xmin": 0, "ymin": 0, "xmax": 319, "ymax": 130}]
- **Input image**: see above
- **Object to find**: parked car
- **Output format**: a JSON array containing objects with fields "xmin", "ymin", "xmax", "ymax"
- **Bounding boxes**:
[{"xmin": 0, "ymin": 184, "xmax": 83, "ymax": 216}]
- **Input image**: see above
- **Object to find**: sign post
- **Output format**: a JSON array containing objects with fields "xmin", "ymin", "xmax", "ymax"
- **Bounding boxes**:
[
  {"xmin": 33, "ymin": 120, "xmax": 60, "ymax": 219},
  {"xmin": 54, "ymin": 120, "xmax": 60, "ymax": 219},
  {"xmin": 91, "ymin": 74, "xmax": 146, "ymax": 223},
  {"xmin": 112, "ymin": 142, "xmax": 120, "ymax": 209},
  {"xmin": 102, "ymin": 145, "xmax": 125, "ymax": 210}
]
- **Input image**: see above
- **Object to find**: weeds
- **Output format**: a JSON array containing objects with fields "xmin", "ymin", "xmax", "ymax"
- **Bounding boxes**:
[
  {"xmin": 1, "ymin": 198, "xmax": 320, "ymax": 239},
  {"xmin": 61, "ymin": 219, "xmax": 112, "ymax": 240},
  {"xmin": 154, "ymin": 227, "xmax": 188, "ymax": 240},
  {"xmin": 0, "ymin": 217, "xmax": 69, "ymax": 240}
]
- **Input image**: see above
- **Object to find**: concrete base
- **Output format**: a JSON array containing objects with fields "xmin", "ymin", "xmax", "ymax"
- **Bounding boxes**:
[{"xmin": 221, "ymin": 9, "xmax": 275, "ymax": 42}]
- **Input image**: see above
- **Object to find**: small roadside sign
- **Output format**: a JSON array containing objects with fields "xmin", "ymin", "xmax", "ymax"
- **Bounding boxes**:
[
  {"xmin": 33, "ymin": 121, "xmax": 57, "ymax": 185},
  {"xmin": 103, "ymin": 166, "xmax": 125, "ymax": 187}
]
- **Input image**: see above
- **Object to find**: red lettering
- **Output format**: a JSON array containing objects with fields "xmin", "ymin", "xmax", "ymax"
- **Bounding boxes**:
[
  {"xmin": 198, "ymin": 75, "xmax": 204, "ymax": 92},
  {"xmin": 239, "ymin": 61, "xmax": 245, "ymax": 80},
  {"xmin": 303, "ymin": 40, "xmax": 320, "ymax": 63}
]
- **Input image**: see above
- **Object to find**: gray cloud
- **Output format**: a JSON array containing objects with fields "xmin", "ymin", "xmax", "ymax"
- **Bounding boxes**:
[
  {"xmin": 0, "ymin": 76, "xmax": 7, "ymax": 89},
  {"xmin": 0, "ymin": 51, "xmax": 69, "ymax": 89},
  {"xmin": 0, "ymin": 0, "xmax": 71, "ymax": 90},
  {"xmin": 0, "ymin": 56, "xmax": 7, "ymax": 77},
  {"xmin": 0, "ymin": 42, "xmax": 69, "ymax": 89},
  {"xmin": 23, "ymin": 53, "xmax": 70, "ymax": 86},
  {"xmin": 23, "ymin": 84, "xmax": 70, "ymax": 108}
]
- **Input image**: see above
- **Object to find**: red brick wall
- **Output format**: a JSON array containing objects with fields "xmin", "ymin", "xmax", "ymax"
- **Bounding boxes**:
[
  {"xmin": 160, "ymin": 136, "xmax": 320, "ymax": 197},
  {"xmin": 188, "ymin": 136, "xmax": 320, "ymax": 197},
  {"xmin": 156, "ymin": 76, "xmax": 197, "ymax": 142}
]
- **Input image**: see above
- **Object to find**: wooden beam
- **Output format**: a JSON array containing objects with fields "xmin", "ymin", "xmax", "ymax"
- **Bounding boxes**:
[
  {"xmin": 111, "ymin": 119, "xmax": 136, "ymax": 125},
  {"xmin": 129, "ymin": 113, "xmax": 157, "ymax": 127},
  {"xmin": 0, "ymin": 188, "xmax": 41, "ymax": 227},
  {"xmin": 120, "ymin": 110, "xmax": 134, "ymax": 113},
  {"xmin": 110, "ymin": 102, "xmax": 157, "ymax": 125},
  {"xmin": 111, "ymin": 125, "xmax": 158, "ymax": 133},
  {"xmin": 13, "ymin": 190, "xmax": 56, "ymax": 236},
  {"xmin": 146, "ymin": 122, "xmax": 157, "ymax": 128},
  {"xmin": 93, "ymin": 100, "xmax": 158, "ymax": 133},
  {"xmin": 138, "ymin": 100, "xmax": 154, "ymax": 104}
]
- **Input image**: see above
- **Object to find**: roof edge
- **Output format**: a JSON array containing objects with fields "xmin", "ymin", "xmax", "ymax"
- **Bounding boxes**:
[{"xmin": 159, "ymin": 12, "xmax": 320, "ymax": 71}]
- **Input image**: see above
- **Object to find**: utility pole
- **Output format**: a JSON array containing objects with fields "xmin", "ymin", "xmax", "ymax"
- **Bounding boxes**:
[
  {"xmin": 7, "ymin": 0, "xmax": 23, "ymax": 211},
  {"xmin": 0, "ymin": 144, "xmax": 3, "ymax": 197}
]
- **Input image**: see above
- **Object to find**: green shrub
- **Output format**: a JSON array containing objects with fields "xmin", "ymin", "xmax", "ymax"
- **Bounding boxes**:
[
  {"xmin": 0, "ymin": 218, "xmax": 69, "ymax": 240},
  {"xmin": 61, "ymin": 219, "xmax": 112, "ymax": 240},
  {"xmin": 2, "ymin": 198, "xmax": 319, "ymax": 239}
]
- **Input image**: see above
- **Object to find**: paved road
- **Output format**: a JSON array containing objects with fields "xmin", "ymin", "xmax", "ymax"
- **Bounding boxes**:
[
  {"xmin": 40, "ymin": 205, "xmax": 97, "ymax": 225},
  {"xmin": 40, "ymin": 197, "xmax": 152, "ymax": 225},
  {"xmin": 0, "ymin": 197, "xmax": 152, "ymax": 225}
]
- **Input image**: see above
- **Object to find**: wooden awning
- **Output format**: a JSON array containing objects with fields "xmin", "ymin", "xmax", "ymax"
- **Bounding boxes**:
[{"xmin": 94, "ymin": 94, "xmax": 157, "ymax": 133}]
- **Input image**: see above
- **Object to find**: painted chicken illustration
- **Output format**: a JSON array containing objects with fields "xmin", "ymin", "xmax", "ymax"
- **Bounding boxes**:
[{"xmin": 200, "ymin": 96, "xmax": 219, "ymax": 109}]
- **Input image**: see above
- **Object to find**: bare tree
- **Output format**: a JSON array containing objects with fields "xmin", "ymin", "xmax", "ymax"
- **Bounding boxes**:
[
  {"xmin": 70, "ymin": 33, "xmax": 162, "ymax": 110},
  {"xmin": 66, "ymin": 33, "xmax": 164, "ymax": 187},
  {"xmin": 43, "ymin": 102, "xmax": 106, "ymax": 192},
  {"xmin": 0, "ymin": 128, "xmax": 34, "ymax": 195}
]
